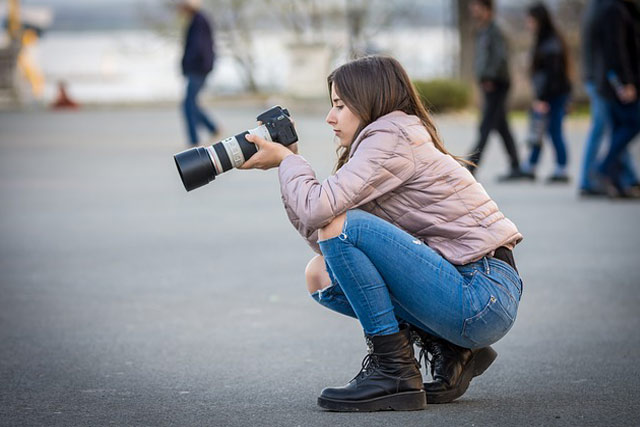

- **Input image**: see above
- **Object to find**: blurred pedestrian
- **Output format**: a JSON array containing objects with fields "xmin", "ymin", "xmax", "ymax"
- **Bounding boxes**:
[
  {"xmin": 592, "ymin": 0, "xmax": 640, "ymax": 198},
  {"xmin": 467, "ymin": 0, "xmax": 523, "ymax": 181},
  {"xmin": 520, "ymin": 2, "xmax": 572, "ymax": 183},
  {"xmin": 579, "ymin": 0, "xmax": 638, "ymax": 197},
  {"xmin": 177, "ymin": 0, "xmax": 219, "ymax": 146}
]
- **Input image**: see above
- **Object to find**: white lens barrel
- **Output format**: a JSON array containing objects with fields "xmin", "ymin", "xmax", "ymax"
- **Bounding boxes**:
[
  {"xmin": 221, "ymin": 137, "xmax": 245, "ymax": 169},
  {"xmin": 205, "ymin": 124, "xmax": 272, "ymax": 174},
  {"xmin": 248, "ymin": 124, "xmax": 272, "ymax": 142}
]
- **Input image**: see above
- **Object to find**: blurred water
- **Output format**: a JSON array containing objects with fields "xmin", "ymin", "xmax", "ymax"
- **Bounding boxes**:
[{"xmin": 35, "ymin": 27, "xmax": 457, "ymax": 103}]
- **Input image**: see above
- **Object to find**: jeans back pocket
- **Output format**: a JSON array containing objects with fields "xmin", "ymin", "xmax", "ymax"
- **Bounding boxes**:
[{"xmin": 462, "ymin": 292, "xmax": 515, "ymax": 347}]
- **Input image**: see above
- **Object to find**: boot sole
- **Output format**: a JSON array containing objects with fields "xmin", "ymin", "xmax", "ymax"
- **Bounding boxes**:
[
  {"xmin": 317, "ymin": 390, "xmax": 427, "ymax": 412},
  {"xmin": 426, "ymin": 347, "xmax": 498, "ymax": 404}
]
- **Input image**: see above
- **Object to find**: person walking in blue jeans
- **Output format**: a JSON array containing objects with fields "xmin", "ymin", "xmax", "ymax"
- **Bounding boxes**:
[
  {"xmin": 581, "ymin": 82, "xmax": 638, "ymax": 195},
  {"xmin": 591, "ymin": 0, "xmax": 640, "ymax": 198},
  {"xmin": 178, "ymin": 0, "xmax": 218, "ymax": 146},
  {"xmin": 579, "ymin": 0, "xmax": 638, "ymax": 196},
  {"xmin": 238, "ymin": 56, "xmax": 524, "ymax": 412},
  {"xmin": 520, "ymin": 3, "xmax": 572, "ymax": 183}
]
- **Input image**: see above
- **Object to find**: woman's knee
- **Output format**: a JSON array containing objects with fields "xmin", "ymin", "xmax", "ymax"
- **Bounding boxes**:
[
  {"xmin": 305, "ymin": 255, "xmax": 332, "ymax": 294},
  {"xmin": 318, "ymin": 212, "xmax": 347, "ymax": 241}
]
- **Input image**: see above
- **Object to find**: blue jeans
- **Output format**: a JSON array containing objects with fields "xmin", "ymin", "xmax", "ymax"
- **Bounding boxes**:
[
  {"xmin": 314, "ymin": 210, "xmax": 522, "ymax": 349},
  {"xmin": 183, "ymin": 73, "xmax": 218, "ymax": 145},
  {"xmin": 580, "ymin": 82, "xmax": 637, "ymax": 190},
  {"xmin": 597, "ymin": 99, "xmax": 640, "ymax": 188},
  {"xmin": 526, "ymin": 93, "xmax": 570, "ymax": 169}
]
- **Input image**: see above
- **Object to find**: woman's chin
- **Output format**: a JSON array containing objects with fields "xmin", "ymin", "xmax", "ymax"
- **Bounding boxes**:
[{"xmin": 333, "ymin": 135, "xmax": 351, "ymax": 148}]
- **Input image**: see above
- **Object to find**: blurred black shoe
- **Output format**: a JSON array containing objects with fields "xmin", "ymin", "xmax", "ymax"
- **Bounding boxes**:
[
  {"xmin": 496, "ymin": 169, "xmax": 526, "ymax": 182},
  {"xmin": 579, "ymin": 187, "xmax": 608, "ymax": 198},
  {"xmin": 625, "ymin": 184, "xmax": 640, "ymax": 199},
  {"xmin": 519, "ymin": 170, "xmax": 536, "ymax": 181},
  {"xmin": 609, "ymin": 185, "xmax": 640, "ymax": 199},
  {"xmin": 594, "ymin": 174, "xmax": 640, "ymax": 199},
  {"xmin": 546, "ymin": 174, "xmax": 570, "ymax": 184}
]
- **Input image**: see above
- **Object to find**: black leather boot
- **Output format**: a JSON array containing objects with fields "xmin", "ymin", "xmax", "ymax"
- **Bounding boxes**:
[
  {"xmin": 412, "ymin": 328, "xmax": 497, "ymax": 404},
  {"xmin": 317, "ymin": 325, "xmax": 427, "ymax": 412}
]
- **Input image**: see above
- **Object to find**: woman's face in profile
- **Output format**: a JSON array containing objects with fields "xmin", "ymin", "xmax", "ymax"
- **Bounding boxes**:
[
  {"xmin": 525, "ymin": 15, "xmax": 537, "ymax": 33},
  {"xmin": 326, "ymin": 85, "xmax": 361, "ymax": 147}
]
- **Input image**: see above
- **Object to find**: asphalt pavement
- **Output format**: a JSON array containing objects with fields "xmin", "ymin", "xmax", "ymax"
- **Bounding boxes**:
[{"xmin": 1, "ymin": 105, "xmax": 639, "ymax": 426}]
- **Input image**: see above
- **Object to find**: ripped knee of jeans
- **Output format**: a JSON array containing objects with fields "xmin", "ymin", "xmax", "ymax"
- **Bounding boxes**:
[{"xmin": 311, "ymin": 284, "xmax": 333, "ymax": 301}]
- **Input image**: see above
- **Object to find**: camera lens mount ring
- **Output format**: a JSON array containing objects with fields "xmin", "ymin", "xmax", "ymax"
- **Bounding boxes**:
[{"xmin": 222, "ymin": 137, "xmax": 246, "ymax": 168}]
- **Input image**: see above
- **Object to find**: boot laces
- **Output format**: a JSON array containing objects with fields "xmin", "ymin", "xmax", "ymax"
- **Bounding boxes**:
[
  {"xmin": 410, "ymin": 330, "xmax": 424, "ymax": 347},
  {"xmin": 349, "ymin": 353, "xmax": 380, "ymax": 382},
  {"xmin": 351, "ymin": 338, "xmax": 379, "ymax": 381},
  {"xmin": 360, "ymin": 353, "xmax": 379, "ymax": 376},
  {"xmin": 413, "ymin": 333, "xmax": 436, "ymax": 376}
]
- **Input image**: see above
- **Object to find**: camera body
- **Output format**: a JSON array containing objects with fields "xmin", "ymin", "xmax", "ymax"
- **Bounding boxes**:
[
  {"xmin": 174, "ymin": 106, "xmax": 298, "ymax": 192},
  {"xmin": 256, "ymin": 106, "xmax": 298, "ymax": 147}
]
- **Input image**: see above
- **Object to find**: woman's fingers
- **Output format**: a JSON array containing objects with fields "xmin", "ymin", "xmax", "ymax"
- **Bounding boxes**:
[
  {"xmin": 245, "ymin": 133, "xmax": 266, "ymax": 147},
  {"xmin": 238, "ymin": 135, "xmax": 277, "ymax": 170},
  {"xmin": 238, "ymin": 133, "xmax": 295, "ymax": 170}
]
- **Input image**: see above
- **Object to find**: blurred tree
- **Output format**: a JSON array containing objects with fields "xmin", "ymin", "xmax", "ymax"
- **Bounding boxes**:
[
  {"xmin": 266, "ymin": 0, "xmax": 329, "ymax": 43},
  {"xmin": 454, "ymin": 0, "xmax": 474, "ymax": 82},
  {"xmin": 344, "ymin": 0, "xmax": 420, "ymax": 59},
  {"xmin": 205, "ymin": 0, "xmax": 264, "ymax": 93}
]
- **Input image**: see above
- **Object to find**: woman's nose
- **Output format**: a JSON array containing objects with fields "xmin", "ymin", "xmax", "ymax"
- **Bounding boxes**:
[{"xmin": 326, "ymin": 110, "xmax": 335, "ymax": 125}]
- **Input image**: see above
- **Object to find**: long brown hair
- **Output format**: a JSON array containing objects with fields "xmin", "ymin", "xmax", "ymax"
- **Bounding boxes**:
[
  {"xmin": 527, "ymin": 2, "xmax": 572, "ymax": 80},
  {"xmin": 327, "ymin": 56, "xmax": 466, "ymax": 171}
]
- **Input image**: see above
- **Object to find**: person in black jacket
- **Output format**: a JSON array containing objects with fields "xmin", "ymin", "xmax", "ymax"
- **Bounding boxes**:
[
  {"xmin": 467, "ymin": 0, "xmax": 523, "ymax": 181},
  {"xmin": 593, "ymin": 0, "xmax": 640, "ymax": 198},
  {"xmin": 178, "ymin": 0, "xmax": 218, "ymax": 146},
  {"xmin": 579, "ymin": 0, "xmax": 638, "ymax": 196},
  {"xmin": 520, "ymin": 2, "xmax": 572, "ymax": 183}
]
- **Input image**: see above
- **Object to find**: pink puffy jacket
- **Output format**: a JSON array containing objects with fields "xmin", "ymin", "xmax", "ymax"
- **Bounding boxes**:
[{"xmin": 278, "ymin": 111, "xmax": 522, "ymax": 265}]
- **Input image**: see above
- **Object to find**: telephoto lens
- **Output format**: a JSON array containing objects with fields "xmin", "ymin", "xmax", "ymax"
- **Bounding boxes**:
[{"xmin": 174, "ymin": 106, "xmax": 298, "ymax": 192}]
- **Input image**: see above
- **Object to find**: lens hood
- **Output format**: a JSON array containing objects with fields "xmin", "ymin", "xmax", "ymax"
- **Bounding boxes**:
[{"xmin": 174, "ymin": 147, "xmax": 217, "ymax": 192}]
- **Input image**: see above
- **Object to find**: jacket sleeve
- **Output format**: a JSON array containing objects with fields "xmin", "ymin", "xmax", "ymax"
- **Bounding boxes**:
[
  {"xmin": 278, "ymin": 130, "xmax": 416, "ymax": 247},
  {"xmin": 601, "ymin": 4, "xmax": 634, "ymax": 85},
  {"xmin": 580, "ymin": 0, "xmax": 598, "ymax": 81},
  {"xmin": 480, "ymin": 27, "xmax": 507, "ymax": 82},
  {"xmin": 280, "ymin": 192, "xmax": 321, "ymax": 254},
  {"xmin": 533, "ymin": 42, "xmax": 565, "ymax": 101}
]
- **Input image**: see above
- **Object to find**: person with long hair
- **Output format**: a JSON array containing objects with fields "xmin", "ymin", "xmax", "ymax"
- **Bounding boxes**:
[
  {"xmin": 520, "ymin": 2, "xmax": 572, "ymax": 182},
  {"xmin": 240, "ymin": 56, "xmax": 523, "ymax": 412}
]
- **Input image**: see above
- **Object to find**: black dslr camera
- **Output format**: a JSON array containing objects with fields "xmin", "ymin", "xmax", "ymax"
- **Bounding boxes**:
[{"xmin": 174, "ymin": 106, "xmax": 298, "ymax": 192}]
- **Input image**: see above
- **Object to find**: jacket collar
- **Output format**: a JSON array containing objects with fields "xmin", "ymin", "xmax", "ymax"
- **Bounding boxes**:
[{"xmin": 349, "ymin": 111, "xmax": 413, "ymax": 157}]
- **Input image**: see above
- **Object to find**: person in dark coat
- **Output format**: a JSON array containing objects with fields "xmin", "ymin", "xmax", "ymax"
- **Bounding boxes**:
[
  {"xmin": 520, "ymin": 2, "xmax": 572, "ymax": 183},
  {"xmin": 178, "ymin": 0, "xmax": 219, "ymax": 146},
  {"xmin": 467, "ymin": 0, "xmax": 523, "ymax": 181},
  {"xmin": 593, "ymin": 0, "xmax": 640, "ymax": 198},
  {"xmin": 579, "ymin": 0, "xmax": 638, "ymax": 196}
]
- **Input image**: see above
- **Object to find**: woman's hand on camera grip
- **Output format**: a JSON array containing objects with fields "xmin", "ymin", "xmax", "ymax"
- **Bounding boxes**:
[{"xmin": 239, "ymin": 133, "xmax": 296, "ymax": 170}]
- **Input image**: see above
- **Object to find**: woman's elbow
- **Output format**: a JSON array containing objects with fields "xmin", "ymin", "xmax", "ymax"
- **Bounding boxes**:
[{"xmin": 301, "ymin": 209, "xmax": 335, "ymax": 231}]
